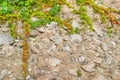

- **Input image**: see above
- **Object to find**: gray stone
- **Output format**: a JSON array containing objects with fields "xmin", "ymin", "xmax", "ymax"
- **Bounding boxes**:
[
  {"xmin": 30, "ymin": 29, "xmax": 39, "ymax": 36},
  {"xmin": 30, "ymin": 42, "xmax": 40, "ymax": 54},
  {"xmin": 1, "ymin": 70, "xmax": 8, "ymax": 75},
  {"xmin": 71, "ymin": 20, "xmax": 79, "ymax": 28},
  {"xmin": 47, "ymin": 22, "xmax": 58, "ymax": 30},
  {"xmin": 0, "ymin": 33, "xmax": 14, "ymax": 46},
  {"xmin": 48, "ymin": 58, "xmax": 62, "ymax": 67},
  {"xmin": 68, "ymin": 69, "xmax": 77, "ymax": 76},
  {"xmin": 31, "ymin": 17, "xmax": 38, "ymax": 22},
  {"xmin": 63, "ymin": 44, "xmax": 71, "ymax": 52},
  {"xmin": 105, "ymin": 54, "xmax": 114, "ymax": 65},
  {"xmin": 70, "ymin": 34, "xmax": 82, "ymax": 43},
  {"xmin": 81, "ymin": 63, "xmax": 96, "ymax": 72},
  {"xmin": 78, "ymin": 55, "xmax": 86, "ymax": 63},
  {"xmin": 92, "ymin": 37, "xmax": 101, "ymax": 45},
  {"xmin": 50, "ymin": 35, "xmax": 63, "ymax": 45},
  {"xmin": 94, "ymin": 24, "xmax": 103, "ymax": 37},
  {"xmin": 101, "ymin": 43, "xmax": 108, "ymax": 51},
  {"xmin": 48, "ymin": 44, "xmax": 57, "ymax": 53},
  {"xmin": 0, "ymin": 69, "xmax": 8, "ymax": 79},
  {"xmin": 1, "ymin": 45, "xmax": 14, "ymax": 56},
  {"xmin": 110, "ymin": 41, "xmax": 116, "ymax": 48}
]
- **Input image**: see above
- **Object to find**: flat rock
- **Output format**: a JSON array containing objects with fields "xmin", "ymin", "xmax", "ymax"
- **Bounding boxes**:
[
  {"xmin": 0, "ymin": 33, "xmax": 14, "ymax": 46},
  {"xmin": 0, "ymin": 69, "xmax": 8, "ymax": 80},
  {"xmin": 68, "ymin": 69, "xmax": 77, "ymax": 76},
  {"xmin": 81, "ymin": 63, "xmax": 96, "ymax": 72}
]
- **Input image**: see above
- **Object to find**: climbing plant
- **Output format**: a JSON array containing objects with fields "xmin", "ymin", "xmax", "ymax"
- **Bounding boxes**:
[{"xmin": 0, "ymin": 0, "xmax": 120, "ymax": 79}]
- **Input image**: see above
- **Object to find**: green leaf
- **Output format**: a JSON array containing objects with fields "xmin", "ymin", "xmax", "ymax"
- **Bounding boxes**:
[
  {"xmin": 0, "ymin": 1, "xmax": 13, "ymax": 14},
  {"xmin": 49, "ymin": 2, "xmax": 61, "ymax": 16},
  {"xmin": 31, "ymin": 19, "xmax": 45, "ymax": 28}
]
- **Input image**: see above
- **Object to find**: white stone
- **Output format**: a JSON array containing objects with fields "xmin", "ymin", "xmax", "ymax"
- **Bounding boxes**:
[
  {"xmin": 72, "ymin": 20, "xmax": 79, "ymax": 28},
  {"xmin": 78, "ymin": 55, "xmax": 86, "ymax": 63},
  {"xmin": 68, "ymin": 69, "xmax": 77, "ymax": 76},
  {"xmin": 1, "ymin": 69, "xmax": 8, "ymax": 76},
  {"xmin": 0, "ymin": 33, "xmax": 14, "ymax": 45},
  {"xmin": 110, "ymin": 41, "xmax": 116, "ymax": 48},
  {"xmin": 81, "ymin": 63, "xmax": 96, "ymax": 72},
  {"xmin": 63, "ymin": 44, "xmax": 71, "ymax": 52},
  {"xmin": 102, "ymin": 43, "xmax": 108, "ymax": 51},
  {"xmin": 49, "ymin": 58, "xmax": 62, "ymax": 67},
  {"xmin": 70, "ymin": 34, "xmax": 82, "ymax": 43},
  {"xmin": 31, "ymin": 17, "xmax": 38, "ymax": 21}
]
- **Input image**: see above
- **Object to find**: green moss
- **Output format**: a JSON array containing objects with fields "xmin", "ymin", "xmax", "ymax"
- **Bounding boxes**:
[
  {"xmin": 75, "ymin": 0, "xmax": 94, "ymax": 31},
  {"xmin": 77, "ymin": 69, "xmax": 82, "ymax": 77},
  {"xmin": 49, "ymin": 2, "xmax": 61, "ymax": 16},
  {"xmin": 9, "ymin": 23, "xmax": 17, "ymax": 38}
]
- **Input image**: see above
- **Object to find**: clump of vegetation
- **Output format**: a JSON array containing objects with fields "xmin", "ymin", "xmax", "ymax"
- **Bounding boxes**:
[
  {"xmin": 74, "ymin": 0, "xmax": 120, "ymax": 32},
  {"xmin": 77, "ymin": 69, "xmax": 82, "ymax": 77},
  {"xmin": 75, "ymin": 0, "xmax": 94, "ymax": 31},
  {"xmin": 0, "ymin": 0, "xmax": 120, "ymax": 79}
]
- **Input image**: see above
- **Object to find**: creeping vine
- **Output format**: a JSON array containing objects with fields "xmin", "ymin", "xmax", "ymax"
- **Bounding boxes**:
[{"xmin": 0, "ymin": 0, "xmax": 120, "ymax": 79}]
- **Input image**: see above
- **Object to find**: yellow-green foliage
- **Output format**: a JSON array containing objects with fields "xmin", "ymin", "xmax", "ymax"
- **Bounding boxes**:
[
  {"xmin": 89, "ymin": 0, "xmax": 120, "ymax": 25},
  {"xmin": 0, "ymin": 0, "xmax": 120, "ymax": 79},
  {"xmin": 0, "ymin": 0, "xmax": 119, "ymax": 36},
  {"xmin": 75, "ymin": 0, "xmax": 94, "ymax": 31}
]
